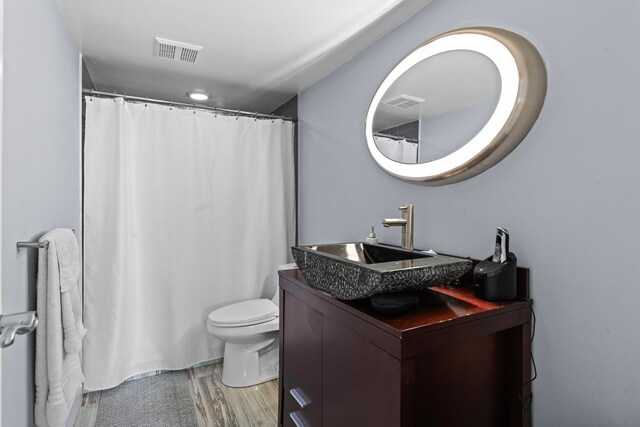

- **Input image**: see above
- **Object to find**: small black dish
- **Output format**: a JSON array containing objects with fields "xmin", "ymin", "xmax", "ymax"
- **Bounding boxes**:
[{"xmin": 371, "ymin": 293, "xmax": 419, "ymax": 315}]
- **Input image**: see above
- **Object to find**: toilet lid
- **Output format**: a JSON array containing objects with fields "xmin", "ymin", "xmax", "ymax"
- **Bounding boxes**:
[{"xmin": 208, "ymin": 299, "xmax": 279, "ymax": 327}]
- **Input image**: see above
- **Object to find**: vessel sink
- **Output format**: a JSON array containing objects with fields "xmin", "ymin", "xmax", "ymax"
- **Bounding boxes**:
[{"xmin": 291, "ymin": 243, "xmax": 472, "ymax": 300}]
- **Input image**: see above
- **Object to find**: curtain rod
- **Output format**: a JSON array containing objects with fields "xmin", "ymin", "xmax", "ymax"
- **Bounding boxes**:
[
  {"xmin": 82, "ymin": 89, "xmax": 298, "ymax": 123},
  {"xmin": 373, "ymin": 132, "xmax": 419, "ymax": 144}
]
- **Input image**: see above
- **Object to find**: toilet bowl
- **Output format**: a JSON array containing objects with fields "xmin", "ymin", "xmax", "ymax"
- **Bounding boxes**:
[{"xmin": 206, "ymin": 263, "xmax": 295, "ymax": 387}]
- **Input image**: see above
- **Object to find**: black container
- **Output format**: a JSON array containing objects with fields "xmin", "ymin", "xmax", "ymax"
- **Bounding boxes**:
[
  {"xmin": 371, "ymin": 293, "xmax": 419, "ymax": 315},
  {"xmin": 473, "ymin": 252, "xmax": 517, "ymax": 301}
]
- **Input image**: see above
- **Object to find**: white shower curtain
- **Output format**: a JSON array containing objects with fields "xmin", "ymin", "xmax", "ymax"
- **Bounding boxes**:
[
  {"xmin": 83, "ymin": 97, "xmax": 295, "ymax": 391},
  {"xmin": 374, "ymin": 135, "xmax": 418, "ymax": 163}
]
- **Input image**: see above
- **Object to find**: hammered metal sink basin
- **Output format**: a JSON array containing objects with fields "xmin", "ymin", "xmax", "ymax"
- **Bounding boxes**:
[{"xmin": 291, "ymin": 242, "xmax": 472, "ymax": 300}]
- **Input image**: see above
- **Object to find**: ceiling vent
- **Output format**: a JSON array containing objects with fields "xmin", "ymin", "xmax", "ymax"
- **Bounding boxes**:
[
  {"xmin": 382, "ymin": 94, "xmax": 425, "ymax": 108},
  {"xmin": 154, "ymin": 37, "xmax": 202, "ymax": 64}
]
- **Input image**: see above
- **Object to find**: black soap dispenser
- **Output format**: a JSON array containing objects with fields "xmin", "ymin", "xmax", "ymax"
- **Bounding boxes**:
[{"xmin": 474, "ymin": 227, "xmax": 517, "ymax": 301}]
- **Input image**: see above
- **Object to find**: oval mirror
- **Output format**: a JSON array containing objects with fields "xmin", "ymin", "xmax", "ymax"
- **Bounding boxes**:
[{"xmin": 365, "ymin": 27, "xmax": 547, "ymax": 185}]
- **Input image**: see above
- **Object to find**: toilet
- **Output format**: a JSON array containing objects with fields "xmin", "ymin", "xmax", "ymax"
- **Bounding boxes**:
[{"xmin": 206, "ymin": 263, "xmax": 295, "ymax": 387}]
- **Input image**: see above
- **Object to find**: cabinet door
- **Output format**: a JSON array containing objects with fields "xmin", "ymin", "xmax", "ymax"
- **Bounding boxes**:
[
  {"xmin": 322, "ymin": 317, "xmax": 401, "ymax": 427},
  {"xmin": 281, "ymin": 291, "xmax": 323, "ymax": 427}
]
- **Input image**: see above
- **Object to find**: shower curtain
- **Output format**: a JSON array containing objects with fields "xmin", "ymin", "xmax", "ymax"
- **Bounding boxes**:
[
  {"xmin": 374, "ymin": 135, "xmax": 418, "ymax": 163},
  {"xmin": 82, "ymin": 97, "xmax": 295, "ymax": 391}
]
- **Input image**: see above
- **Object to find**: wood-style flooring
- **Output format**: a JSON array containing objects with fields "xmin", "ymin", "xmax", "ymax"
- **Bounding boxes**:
[{"xmin": 74, "ymin": 362, "xmax": 278, "ymax": 427}]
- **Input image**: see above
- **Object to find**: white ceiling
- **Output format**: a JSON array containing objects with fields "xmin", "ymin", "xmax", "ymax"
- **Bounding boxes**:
[{"xmin": 56, "ymin": 0, "xmax": 432, "ymax": 113}]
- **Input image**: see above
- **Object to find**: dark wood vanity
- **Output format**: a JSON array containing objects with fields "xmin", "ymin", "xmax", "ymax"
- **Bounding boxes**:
[{"xmin": 278, "ymin": 263, "xmax": 532, "ymax": 427}]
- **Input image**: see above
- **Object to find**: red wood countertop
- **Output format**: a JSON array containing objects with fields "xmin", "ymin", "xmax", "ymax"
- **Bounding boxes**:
[{"xmin": 279, "ymin": 266, "xmax": 531, "ymax": 340}]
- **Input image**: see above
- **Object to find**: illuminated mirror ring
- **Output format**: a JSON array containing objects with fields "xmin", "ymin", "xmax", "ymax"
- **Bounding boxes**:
[{"xmin": 365, "ymin": 27, "xmax": 547, "ymax": 185}]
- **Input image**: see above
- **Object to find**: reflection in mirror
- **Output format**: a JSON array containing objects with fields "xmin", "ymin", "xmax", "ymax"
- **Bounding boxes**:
[
  {"xmin": 373, "ymin": 50, "xmax": 501, "ymax": 164},
  {"xmin": 372, "ymin": 133, "xmax": 418, "ymax": 163}
]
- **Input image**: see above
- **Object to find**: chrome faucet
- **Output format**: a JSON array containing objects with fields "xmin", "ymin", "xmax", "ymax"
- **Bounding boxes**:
[{"xmin": 382, "ymin": 204, "xmax": 414, "ymax": 251}]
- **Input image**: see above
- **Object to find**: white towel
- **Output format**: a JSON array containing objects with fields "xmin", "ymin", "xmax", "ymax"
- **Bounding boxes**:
[{"xmin": 34, "ymin": 229, "xmax": 86, "ymax": 427}]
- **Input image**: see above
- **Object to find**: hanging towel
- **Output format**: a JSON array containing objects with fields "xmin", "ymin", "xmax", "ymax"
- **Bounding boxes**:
[{"xmin": 34, "ymin": 229, "xmax": 86, "ymax": 427}]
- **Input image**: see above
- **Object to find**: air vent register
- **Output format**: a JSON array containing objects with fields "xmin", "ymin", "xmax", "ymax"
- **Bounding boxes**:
[{"xmin": 153, "ymin": 37, "xmax": 202, "ymax": 64}]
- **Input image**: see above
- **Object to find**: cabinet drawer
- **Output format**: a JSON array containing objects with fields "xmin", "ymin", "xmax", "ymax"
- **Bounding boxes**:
[
  {"xmin": 283, "ymin": 388, "xmax": 314, "ymax": 427},
  {"xmin": 281, "ymin": 292, "xmax": 322, "ymax": 426}
]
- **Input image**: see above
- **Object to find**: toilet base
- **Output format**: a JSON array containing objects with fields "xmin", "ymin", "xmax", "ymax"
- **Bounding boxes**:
[{"xmin": 221, "ymin": 335, "xmax": 279, "ymax": 388}]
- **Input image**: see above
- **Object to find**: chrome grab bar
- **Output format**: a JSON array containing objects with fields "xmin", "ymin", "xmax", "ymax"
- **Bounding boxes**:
[{"xmin": 0, "ymin": 311, "xmax": 38, "ymax": 348}]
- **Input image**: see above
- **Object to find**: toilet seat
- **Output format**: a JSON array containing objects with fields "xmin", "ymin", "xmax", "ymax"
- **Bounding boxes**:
[{"xmin": 208, "ymin": 299, "xmax": 278, "ymax": 327}]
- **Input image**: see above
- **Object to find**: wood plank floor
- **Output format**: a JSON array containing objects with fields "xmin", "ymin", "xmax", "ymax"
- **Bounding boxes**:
[{"xmin": 75, "ymin": 362, "xmax": 278, "ymax": 427}]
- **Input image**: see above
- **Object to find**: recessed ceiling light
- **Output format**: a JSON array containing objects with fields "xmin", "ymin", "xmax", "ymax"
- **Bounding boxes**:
[{"xmin": 187, "ymin": 90, "xmax": 209, "ymax": 101}]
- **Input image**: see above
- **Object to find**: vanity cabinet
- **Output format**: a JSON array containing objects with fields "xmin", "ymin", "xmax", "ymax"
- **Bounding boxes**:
[
  {"xmin": 280, "ymin": 291, "xmax": 323, "ymax": 426},
  {"xmin": 278, "ymin": 265, "xmax": 532, "ymax": 427}
]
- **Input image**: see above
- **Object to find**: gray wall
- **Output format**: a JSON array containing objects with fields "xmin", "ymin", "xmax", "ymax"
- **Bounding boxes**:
[
  {"xmin": 298, "ymin": 0, "xmax": 640, "ymax": 425},
  {"xmin": 271, "ymin": 95, "xmax": 298, "ymax": 119},
  {"xmin": 82, "ymin": 57, "xmax": 96, "ymax": 91},
  {"xmin": 3, "ymin": 1, "xmax": 81, "ymax": 426}
]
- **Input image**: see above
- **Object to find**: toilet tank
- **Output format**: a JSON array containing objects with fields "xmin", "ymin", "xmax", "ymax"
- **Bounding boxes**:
[{"xmin": 273, "ymin": 263, "xmax": 297, "ymax": 306}]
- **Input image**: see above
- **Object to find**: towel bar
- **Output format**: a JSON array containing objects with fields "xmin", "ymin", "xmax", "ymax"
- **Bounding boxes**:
[
  {"xmin": 16, "ymin": 241, "xmax": 49, "ymax": 250},
  {"xmin": 16, "ymin": 229, "xmax": 76, "ymax": 250}
]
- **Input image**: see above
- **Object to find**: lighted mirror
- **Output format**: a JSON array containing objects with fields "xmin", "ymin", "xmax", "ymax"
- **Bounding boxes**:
[{"xmin": 365, "ymin": 27, "xmax": 547, "ymax": 185}]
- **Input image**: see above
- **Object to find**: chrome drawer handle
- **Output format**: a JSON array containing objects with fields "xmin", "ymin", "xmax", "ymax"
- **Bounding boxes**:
[
  {"xmin": 290, "ymin": 387, "xmax": 310, "ymax": 409},
  {"xmin": 290, "ymin": 410, "xmax": 309, "ymax": 427}
]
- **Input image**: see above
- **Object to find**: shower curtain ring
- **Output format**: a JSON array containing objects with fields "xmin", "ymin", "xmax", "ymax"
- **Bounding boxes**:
[
  {"xmin": 236, "ymin": 109, "xmax": 239, "ymax": 120},
  {"xmin": 145, "ymin": 97, "xmax": 148, "ymax": 107},
  {"xmin": 254, "ymin": 112, "xmax": 258, "ymax": 121}
]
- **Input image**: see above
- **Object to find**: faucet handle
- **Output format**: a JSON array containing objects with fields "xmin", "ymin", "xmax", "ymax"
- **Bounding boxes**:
[{"xmin": 399, "ymin": 204, "xmax": 414, "ymax": 211}]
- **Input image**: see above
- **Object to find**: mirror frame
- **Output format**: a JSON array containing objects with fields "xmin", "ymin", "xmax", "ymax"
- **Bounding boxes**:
[{"xmin": 365, "ymin": 27, "xmax": 547, "ymax": 185}]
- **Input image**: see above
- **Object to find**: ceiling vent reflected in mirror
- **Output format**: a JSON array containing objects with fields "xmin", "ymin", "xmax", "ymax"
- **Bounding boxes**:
[
  {"xmin": 382, "ymin": 94, "xmax": 425, "ymax": 108},
  {"xmin": 153, "ymin": 37, "xmax": 202, "ymax": 64}
]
